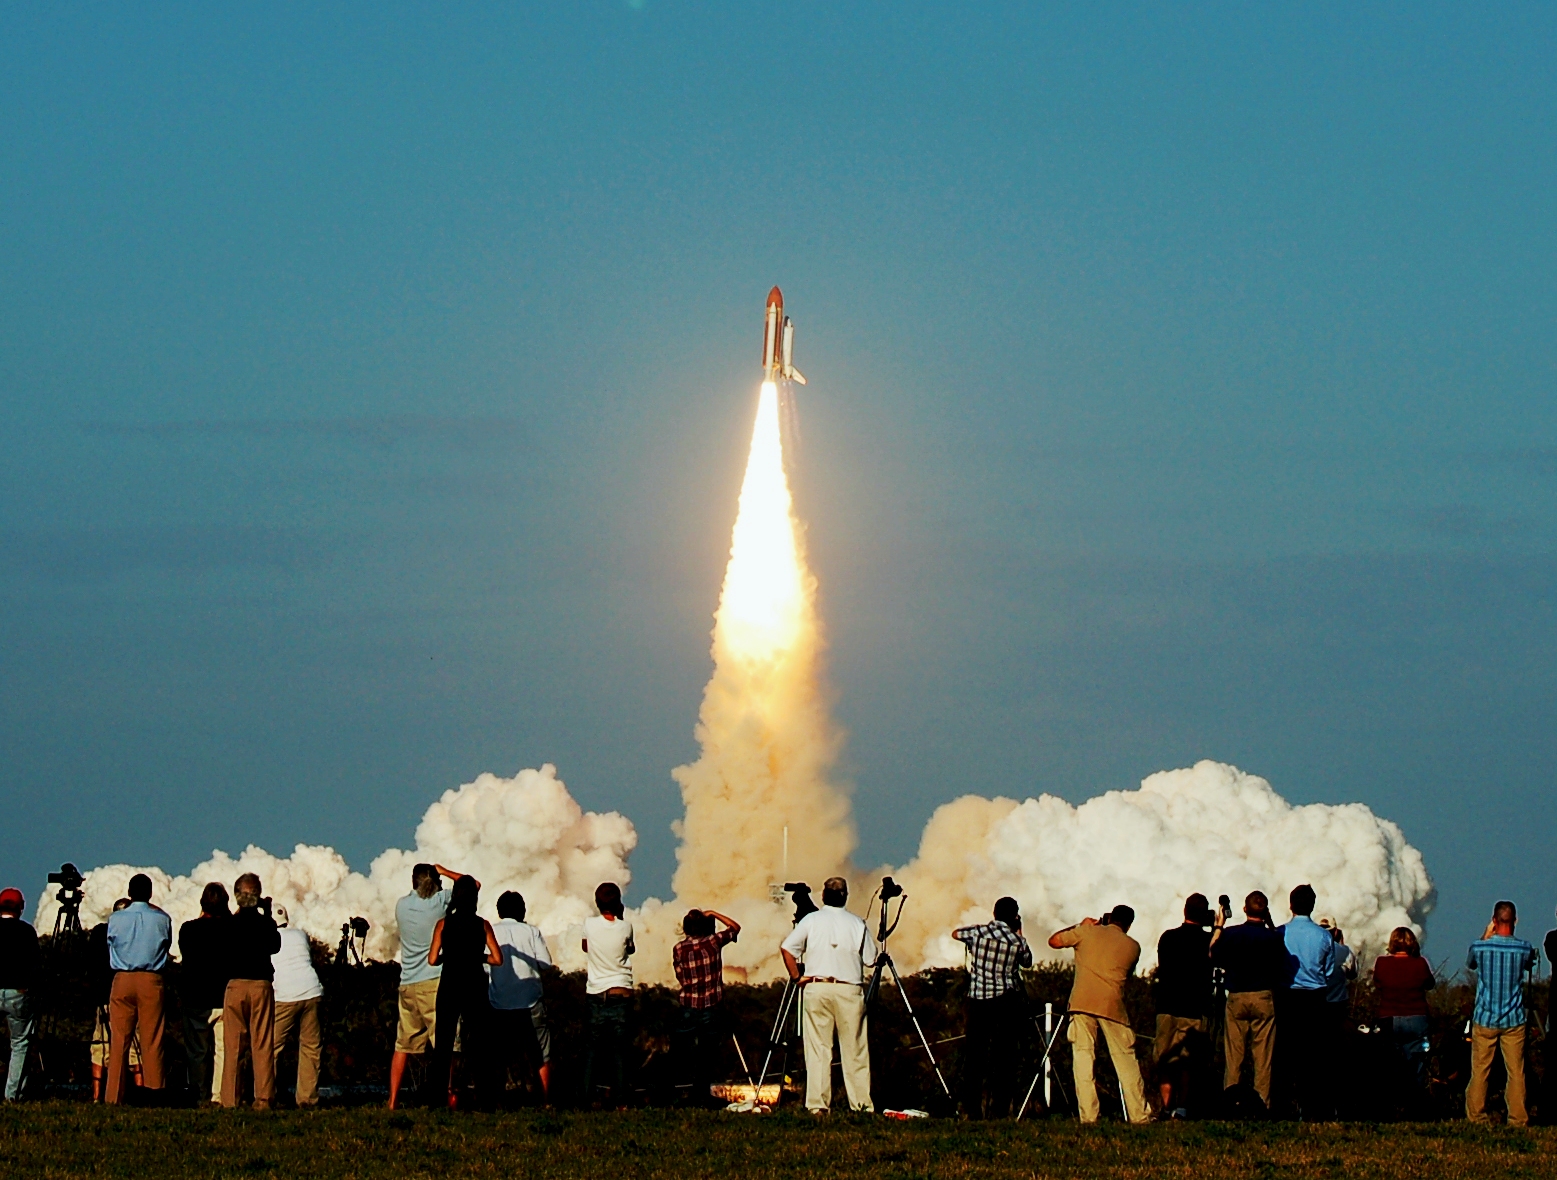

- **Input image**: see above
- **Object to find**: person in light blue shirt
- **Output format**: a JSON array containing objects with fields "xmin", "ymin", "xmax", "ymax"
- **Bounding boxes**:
[
  {"xmin": 1281, "ymin": 884, "xmax": 1337, "ymax": 1120},
  {"xmin": 1465, "ymin": 900, "xmax": 1537, "ymax": 1126},
  {"xmin": 387, "ymin": 861, "xmax": 467, "ymax": 1110},
  {"xmin": 103, "ymin": 874, "xmax": 173, "ymax": 1103}
]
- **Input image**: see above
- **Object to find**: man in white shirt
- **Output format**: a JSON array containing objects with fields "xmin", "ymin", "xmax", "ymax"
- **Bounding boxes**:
[
  {"xmin": 489, "ymin": 890, "xmax": 555, "ymax": 1102},
  {"xmin": 269, "ymin": 905, "xmax": 324, "ymax": 1107},
  {"xmin": 582, "ymin": 881, "xmax": 634, "ymax": 1108},
  {"xmin": 780, "ymin": 876, "xmax": 878, "ymax": 1113}
]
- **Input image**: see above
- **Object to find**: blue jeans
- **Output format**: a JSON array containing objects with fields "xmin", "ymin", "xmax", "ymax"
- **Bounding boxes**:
[
  {"xmin": 673, "ymin": 1005, "xmax": 723, "ymax": 1099},
  {"xmin": 1388, "ymin": 1015, "xmax": 1430, "ymax": 1098},
  {"xmin": 584, "ymin": 993, "xmax": 632, "ymax": 1105},
  {"xmin": 0, "ymin": 989, "xmax": 35, "ymax": 1101}
]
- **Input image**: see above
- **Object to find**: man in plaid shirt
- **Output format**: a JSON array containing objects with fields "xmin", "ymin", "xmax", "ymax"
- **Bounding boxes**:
[
  {"xmin": 1465, "ymin": 900, "xmax": 1537, "ymax": 1126},
  {"xmin": 672, "ymin": 907, "xmax": 741, "ymax": 1104},
  {"xmin": 954, "ymin": 897, "xmax": 1032, "ymax": 1118}
]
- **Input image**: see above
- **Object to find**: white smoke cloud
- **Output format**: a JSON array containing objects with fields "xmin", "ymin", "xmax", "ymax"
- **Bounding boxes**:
[
  {"xmin": 35, "ymin": 765, "xmax": 636, "ymax": 973},
  {"xmin": 883, "ymin": 760, "xmax": 1435, "ymax": 969}
]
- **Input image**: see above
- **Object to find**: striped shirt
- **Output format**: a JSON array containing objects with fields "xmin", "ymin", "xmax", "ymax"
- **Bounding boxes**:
[
  {"xmin": 954, "ymin": 920, "xmax": 1033, "ymax": 1000},
  {"xmin": 1466, "ymin": 936, "xmax": 1536, "ymax": 1029}
]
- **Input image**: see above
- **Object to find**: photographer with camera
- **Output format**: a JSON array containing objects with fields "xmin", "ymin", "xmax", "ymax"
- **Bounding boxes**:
[
  {"xmin": 1465, "ymin": 900, "xmax": 1537, "ymax": 1126},
  {"xmin": 952, "ymin": 896, "xmax": 1031, "ymax": 1119},
  {"xmin": 220, "ymin": 873, "xmax": 281, "ymax": 1110},
  {"xmin": 0, "ymin": 887, "xmax": 39, "ymax": 1102},
  {"xmin": 1048, "ymin": 906, "xmax": 1149, "ymax": 1124},
  {"xmin": 780, "ymin": 876, "xmax": 878, "ymax": 1113},
  {"xmin": 270, "ymin": 905, "xmax": 324, "ymax": 1108},
  {"xmin": 105, "ymin": 873, "xmax": 172, "ymax": 1104},
  {"xmin": 178, "ymin": 882, "xmax": 232, "ymax": 1104},
  {"xmin": 1152, "ymin": 893, "xmax": 1215, "ymax": 1119},
  {"xmin": 1210, "ymin": 890, "xmax": 1287, "ymax": 1113},
  {"xmin": 672, "ymin": 906, "xmax": 740, "ymax": 1106}
]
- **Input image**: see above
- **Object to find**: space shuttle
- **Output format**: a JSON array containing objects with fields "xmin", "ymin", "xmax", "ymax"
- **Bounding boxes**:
[{"xmin": 761, "ymin": 286, "xmax": 806, "ymax": 385}]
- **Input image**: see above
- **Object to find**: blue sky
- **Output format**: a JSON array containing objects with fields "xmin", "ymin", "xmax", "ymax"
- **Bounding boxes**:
[{"xmin": 2, "ymin": 4, "xmax": 1553, "ymax": 958}]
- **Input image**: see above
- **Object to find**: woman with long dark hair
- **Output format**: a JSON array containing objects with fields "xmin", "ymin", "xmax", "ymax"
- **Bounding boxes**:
[{"xmin": 428, "ymin": 874, "xmax": 502, "ymax": 1109}]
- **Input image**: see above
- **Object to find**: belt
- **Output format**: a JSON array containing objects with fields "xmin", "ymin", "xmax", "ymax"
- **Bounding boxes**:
[{"xmin": 807, "ymin": 977, "xmax": 862, "ymax": 986}]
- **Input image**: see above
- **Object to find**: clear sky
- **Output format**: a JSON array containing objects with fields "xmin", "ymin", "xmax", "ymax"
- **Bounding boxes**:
[{"xmin": 3, "ymin": 4, "xmax": 1554, "ymax": 959}]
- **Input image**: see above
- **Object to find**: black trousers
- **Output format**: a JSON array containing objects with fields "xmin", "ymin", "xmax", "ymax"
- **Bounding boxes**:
[
  {"xmin": 1283, "ymin": 989, "xmax": 1333, "ymax": 1120},
  {"xmin": 431, "ymin": 976, "xmax": 495, "ymax": 1105},
  {"xmin": 960, "ymin": 990, "xmax": 1025, "ymax": 1118}
]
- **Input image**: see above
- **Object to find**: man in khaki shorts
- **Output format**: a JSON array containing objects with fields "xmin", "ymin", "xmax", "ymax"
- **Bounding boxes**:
[
  {"xmin": 388, "ymin": 862, "xmax": 468, "ymax": 1108},
  {"xmin": 1152, "ymin": 894, "xmax": 1214, "ymax": 1118}
]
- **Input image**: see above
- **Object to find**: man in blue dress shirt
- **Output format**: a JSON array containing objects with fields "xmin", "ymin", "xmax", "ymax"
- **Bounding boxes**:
[
  {"xmin": 1281, "ymin": 884, "xmax": 1337, "ymax": 1120},
  {"xmin": 105, "ymin": 873, "xmax": 173, "ymax": 1103},
  {"xmin": 1465, "ymin": 900, "xmax": 1537, "ymax": 1126}
]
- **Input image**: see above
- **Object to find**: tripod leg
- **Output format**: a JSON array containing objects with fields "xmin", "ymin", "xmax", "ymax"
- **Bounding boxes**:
[
  {"xmin": 886, "ymin": 956, "xmax": 952, "ymax": 1098},
  {"xmin": 754, "ymin": 980, "xmax": 797, "ymax": 1096}
]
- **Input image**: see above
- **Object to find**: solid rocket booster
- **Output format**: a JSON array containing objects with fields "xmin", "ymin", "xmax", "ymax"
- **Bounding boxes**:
[{"xmin": 761, "ymin": 286, "xmax": 806, "ymax": 386}]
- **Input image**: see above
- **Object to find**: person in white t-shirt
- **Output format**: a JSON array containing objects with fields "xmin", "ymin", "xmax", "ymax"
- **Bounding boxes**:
[
  {"xmin": 780, "ymin": 876, "xmax": 878, "ymax": 1113},
  {"xmin": 581, "ymin": 881, "xmax": 634, "ymax": 1108},
  {"xmin": 489, "ymin": 890, "xmax": 555, "ymax": 1102},
  {"xmin": 269, "ymin": 905, "xmax": 324, "ymax": 1107}
]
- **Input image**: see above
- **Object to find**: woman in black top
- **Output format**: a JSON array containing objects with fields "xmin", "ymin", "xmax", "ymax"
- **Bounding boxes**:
[{"xmin": 428, "ymin": 874, "xmax": 501, "ymax": 1109}]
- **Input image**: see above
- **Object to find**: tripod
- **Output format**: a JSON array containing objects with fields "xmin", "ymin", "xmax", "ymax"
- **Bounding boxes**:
[
  {"xmin": 863, "ymin": 884, "xmax": 952, "ymax": 1099},
  {"xmin": 752, "ymin": 975, "xmax": 804, "ymax": 1102},
  {"xmin": 52, "ymin": 887, "xmax": 85, "ymax": 938},
  {"xmin": 1016, "ymin": 1004, "xmax": 1071, "ymax": 1119}
]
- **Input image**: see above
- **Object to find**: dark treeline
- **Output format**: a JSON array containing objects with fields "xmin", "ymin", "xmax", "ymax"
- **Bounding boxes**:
[{"xmin": 11, "ymin": 933, "xmax": 1552, "ymax": 1120}]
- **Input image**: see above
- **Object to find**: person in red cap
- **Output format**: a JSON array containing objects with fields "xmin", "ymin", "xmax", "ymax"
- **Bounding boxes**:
[{"xmin": 0, "ymin": 887, "xmax": 40, "ymax": 1101}]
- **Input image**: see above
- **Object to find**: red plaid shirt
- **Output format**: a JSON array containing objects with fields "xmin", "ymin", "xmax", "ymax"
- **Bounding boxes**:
[{"xmin": 673, "ymin": 928, "xmax": 738, "ymax": 1008}]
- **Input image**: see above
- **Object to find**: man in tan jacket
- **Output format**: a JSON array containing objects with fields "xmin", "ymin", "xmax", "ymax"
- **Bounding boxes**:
[{"xmin": 1049, "ymin": 905, "xmax": 1149, "ymax": 1124}]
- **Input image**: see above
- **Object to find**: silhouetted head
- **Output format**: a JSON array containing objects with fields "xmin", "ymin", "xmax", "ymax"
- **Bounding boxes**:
[
  {"xmin": 1289, "ymin": 884, "xmax": 1316, "ymax": 917},
  {"xmin": 412, "ymin": 863, "xmax": 440, "ymax": 899},
  {"xmin": 448, "ymin": 875, "xmax": 480, "ymax": 920},
  {"xmin": 683, "ymin": 908, "xmax": 715, "ymax": 937},
  {"xmin": 112, "ymin": 897, "xmax": 132, "ymax": 913},
  {"xmin": 822, "ymin": 877, "xmax": 848, "ymax": 908},
  {"xmin": 497, "ymin": 891, "xmax": 526, "ymax": 922},
  {"xmin": 993, "ymin": 896, "xmax": 1020, "ymax": 925},
  {"xmin": 1244, "ymin": 891, "xmax": 1270, "ymax": 921},
  {"xmin": 200, "ymin": 882, "xmax": 230, "ymax": 917},
  {"xmin": 0, "ymin": 889, "xmax": 22, "ymax": 917},
  {"xmin": 1108, "ymin": 905, "xmax": 1135, "ymax": 932},
  {"xmin": 1184, "ymin": 893, "xmax": 1212, "ymax": 925},
  {"xmin": 1493, "ymin": 900, "xmax": 1517, "ymax": 931},
  {"xmin": 595, "ymin": 882, "xmax": 624, "ymax": 919},
  {"xmin": 127, "ymin": 874, "xmax": 153, "ymax": 903}
]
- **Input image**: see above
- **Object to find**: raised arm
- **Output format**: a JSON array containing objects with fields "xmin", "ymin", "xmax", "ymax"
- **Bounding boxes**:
[
  {"xmin": 434, "ymin": 864, "xmax": 477, "ymax": 889},
  {"xmin": 704, "ymin": 909, "xmax": 741, "ymax": 937}
]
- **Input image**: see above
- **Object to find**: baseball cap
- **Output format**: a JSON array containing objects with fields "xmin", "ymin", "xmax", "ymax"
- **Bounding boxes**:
[{"xmin": 0, "ymin": 888, "xmax": 24, "ymax": 914}]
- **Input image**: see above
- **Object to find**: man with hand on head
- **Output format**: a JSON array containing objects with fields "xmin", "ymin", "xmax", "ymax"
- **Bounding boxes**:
[
  {"xmin": 781, "ymin": 877, "xmax": 878, "ymax": 1114},
  {"xmin": 1049, "ymin": 906, "xmax": 1150, "ymax": 1125},
  {"xmin": 953, "ymin": 896, "xmax": 1032, "ymax": 1119},
  {"xmin": 0, "ymin": 887, "xmax": 40, "ymax": 1102},
  {"xmin": 1465, "ymin": 900, "xmax": 1537, "ymax": 1126},
  {"xmin": 1210, "ymin": 890, "xmax": 1287, "ymax": 1113},
  {"xmin": 105, "ymin": 873, "xmax": 173, "ymax": 1104},
  {"xmin": 672, "ymin": 907, "xmax": 741, "ymax": 1105},
  {"xmin": 388, "ymin": 862, "xmax": 465, "ymax": 1109},
  {"xmin": 270, "ymin": 905, "xmax": 324, "ymax": 1108},
  {"xmin": 221, "ymin": 873, "xmax": 281, "ymax": 1110}
]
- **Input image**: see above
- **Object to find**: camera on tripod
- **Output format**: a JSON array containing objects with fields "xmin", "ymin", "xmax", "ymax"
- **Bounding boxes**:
[
  {"xmin": 48, "ymin": 862, "xmax": 87, "ymax": 937},
  {"xmin": 879, "ymin": 875, "xmax": 903, "ymax": 902},
  {"xmin": 783, "ymin": 882, "xmax": 817, "ymax": 923},
  {"xmin": 48, "ymin": 863, "xmax": 85, "ymax": 893},
  {"xmin": 335, "ymin": 915, "xmax": 371, "ymax": 967}
]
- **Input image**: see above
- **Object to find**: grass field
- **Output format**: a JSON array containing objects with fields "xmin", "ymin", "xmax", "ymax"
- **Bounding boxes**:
[{"xmin": 2, "ymin": 1104, "xmax": 1555, "ymax": 1180}]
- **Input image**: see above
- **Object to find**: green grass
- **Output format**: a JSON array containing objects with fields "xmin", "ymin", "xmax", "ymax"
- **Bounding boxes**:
[{"xmin": 1, "ymin": 1104, "xmax": 1555, "ymax": 1180}]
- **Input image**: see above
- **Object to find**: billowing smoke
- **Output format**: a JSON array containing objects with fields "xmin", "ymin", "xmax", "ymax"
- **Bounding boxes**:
[
  {"xmin": 649, "ymin": 380, "xmax": 856, "ymax": 980},
  {"xmin": 881, "ymin": 760, "xmax": 1435, "ymax": 968},
  {"xmin": 35, "ymin": 765, "xmax": 636, "ymax": 972}
]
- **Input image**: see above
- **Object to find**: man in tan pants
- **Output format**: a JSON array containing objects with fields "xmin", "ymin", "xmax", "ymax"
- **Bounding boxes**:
[
  {"xmin": 1050, "ymin": 906, "xmax": 1149, "ymax": 1124},
  {"xmin": 221, "ymin": 874, "xmax": 282, "ymax": 1109},
  {"xmin": 1210, "ymin": 891, "xmax": 1288, "ymax": 1111},
  {"xmin": 780, "ymin": 878, "xmax": 879, "ymax": 1113},
  {"xmin": 104, "ymin": 875, "xmax": 173, "ymax": 1104}
]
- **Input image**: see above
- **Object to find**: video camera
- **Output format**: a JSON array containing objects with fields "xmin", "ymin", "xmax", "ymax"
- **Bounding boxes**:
[
  {"xmin": 879, "ymin": 876, "xmax": 903, "ymax": 902},
  {"xmin": 783, "ymin": 882, "xmax": 817, "ymax": 924},
  {"xmin": 1218, "ymin": 894, "xmax": 1232, "ymax": 921},
  {"xmin": 48, "ymin": 863, "xmax": 85, "ymax": 892}
]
